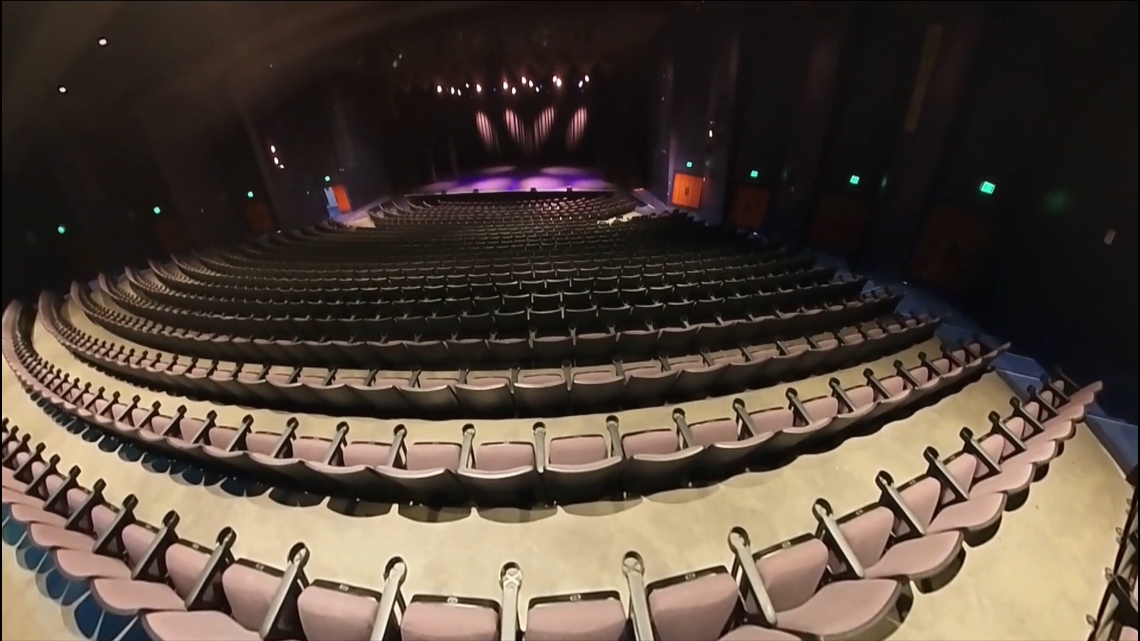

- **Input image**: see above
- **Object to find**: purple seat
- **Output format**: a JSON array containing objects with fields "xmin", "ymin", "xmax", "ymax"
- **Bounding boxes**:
[
  {"xmin": 401, "ymin": 599, "xmax": 499, "ymax": 641},
  {"xmin": 569, "ymin": 369, "xmax": 625, "ymax": 413},
  {"xmin": 621, "ymin": 426, "xmax": 702, "ymax": 494},
  {"xmin": 90, "ymin": 542, "xmax": 214, "ymax": 616},
  {"xmin": 838, "ymin": 506, "xmax": 964, "ymax": 581},
  {"xmin": 525, "ymin": 594, "xmax": 627, "ymax": 641},
  {"xmin": 458, "ymin": 440, "xmax": 538, "ymax": 506},
  {"xmin": 141, "ymin": 550, "xmax": 306, "ymax": 641},
  {"xmin": 755, "ymin": 538, "xmax": 901, "ymax": 638},
  {"xmin": 542, "ymin": 431, "xmax": 622, "ymax": 503},
  {"xmin": 646, "ymin": 569, "xmax": 740, "ymax": 641},
  {"xmin": 377, "ymin": 437, "xmax": 464, "ymax": 505},
  {"xmin": 54, "ymin": 522, "xmax": 160, "ymax": 581},
  {"xmin": 898, "ymin": 477, "xmax": 1006, "ymax": 536},
  {"xmin": 515, "ymin": 372, "xmax": 569, "ymax": 417},
  {"xmin": 297, "ymin": 584, "xmax": 379, "ymax": 641}
]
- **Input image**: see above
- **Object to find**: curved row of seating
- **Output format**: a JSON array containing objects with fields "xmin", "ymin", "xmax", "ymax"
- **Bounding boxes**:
[
  {"xmin": 1, "ymin": 362, "xmax": 1101, "ymax": 641},
  {"xmin": 107, "ymin": 266, "xmax": 870, "ymax": 343},
  {"xmin": 76, "ymin": 280, "xmax": 904, "ymax": 370},
  {"xmin": 8, "ymin": 301, "xmax": 1024, "ymax": 509},
  {"xmin": 1088, "ymin": 484, "xmax": 1138, "ymax": 641},
  {"xmin": 158, "ymin": 248, "xmax": 811, "ymax": 302},
  {"xmin": 49, "ymin": 294, "xmax": 942, "ymax": 418}
]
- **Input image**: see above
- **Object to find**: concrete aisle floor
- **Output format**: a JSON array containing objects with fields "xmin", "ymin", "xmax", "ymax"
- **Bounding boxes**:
[{"xmin": 3, "ymin": 311, "xmax": 1132, "ymax": 640}]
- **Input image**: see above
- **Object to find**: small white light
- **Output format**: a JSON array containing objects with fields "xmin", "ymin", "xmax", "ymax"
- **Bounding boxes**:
[
  {"xmin": 437, "ymin": 85, "xmax": 443, "ymax": 93},
  {"xmin": 584, "ymin": 74, "xmax": 590, "ymax": 82},
  {"xmin": 521, "ymin": 76, "xmax": 527, "ymax": 84},
  {"xmin": 708, "ymin": 129, "xmax": 714, "ymax": 138},
  {"xmin": 457, "ymin": 89, "xmax": 462, "ymax": 96},
  {"xmin": 465, "ymin": 83, "xmax": 470, "ymax": 88},
  {"xmin": 270, "ymin": 145, "xmax": 276, "ymax": 153},
  {"xmin": 475, "ymin": 84, "xmax": 482, "ymax": 93},
  {"xmin": 58, "ymin": 85, "xmax": 67, "ymax": 94},
  {"xmin": 511, "ymin": 87, "xmax": 517, "ymax": 95},
  {"xmin": 278, "ymin": 164, "xmax": 285, "ymax": 169},
  {"xmin": 552, "ymin": 75, "xmax": 558, "ymax": 83},
  {"xmin": 273, "ymin": 157, "xmax": 279, "ymax": 165},
  {"xmin": 97, "ymin": 37, "xmax": 108, "ymax": 46},
  {"xmin": 503, "ymin": 81, "xmax": 508, "ymax": 90},
  {"xmin": 578, "ymin": 80, "xmax": 583, "ymax": 88}
]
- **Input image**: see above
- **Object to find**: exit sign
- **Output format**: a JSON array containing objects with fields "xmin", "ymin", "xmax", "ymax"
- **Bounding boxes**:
[{"xmin": 979, "ymin": 180, "xmax": 996, "ymax": 195}]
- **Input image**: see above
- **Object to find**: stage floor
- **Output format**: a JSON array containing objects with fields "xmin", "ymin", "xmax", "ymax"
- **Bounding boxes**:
[
  {"xmin": 417, "ymin": 166, "xmax": 613, "ymax": 195},
  {"xmin": 2, "ymin": 298, "xmax": 1132, "ymax": 640}
]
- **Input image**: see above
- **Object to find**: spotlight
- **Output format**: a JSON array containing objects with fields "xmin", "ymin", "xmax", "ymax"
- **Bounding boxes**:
[
  {"xmin": 457, "ymin": 89, "xmax": 462, "ymax": 96},
  {"xmin": 58, "ymin": 85, "xmax": 67, "ymax": 94},
  {"xmin": 552, "ymin": 75, "xmax": 559, "ymax": 83},
  {"xmin": 578, "ymin": 80, "xmax": 583, "ymax": 88},
  {"xmin": 476, "ymin": 83, "xmax": 482, "ymax": 93},
  {"xmin": 528, "ymin": 80, "xmax": 534, "ymax": 88},
  {"xmin": 465, "ymin": 83, "xmax": 470, "ymax": 88},
  {"xmin": 437, "ymin": 85, "xmax": 443, "ymax": 93},
  {"xmin": 511, "ymin": 87, "xmax": 517, "ymax": 95},
  {"xmin": 273, "ymin": 156, "xmax": 279, "ymax": 165},
  {"xmin": 521, "ymin": 76, "xmax": 527, "ymax": 84},
  {"xmin": 503, "ymin": 81, "xmax": 508, "ymax": 90},
  {"xmin": 449, "ymin": 87, "xmax": 455, "ymax": 95},
  {"xmin": 269, "ymin": 144, "xmax": 276, "ymax": 153},
  {"xmin": 708, "ymin": 129, "xmax": 714, "ymax": 138},
  {"xmin": 279, "ymin": 164, "xmax": 285, "ymax": 169},
  {"xmin": 97, "ymin": 37, "xmax": 108, "ymax": 46},
  {"xmin": 584, "ymin": 74, "xmax": 590, "ymax": 82}
]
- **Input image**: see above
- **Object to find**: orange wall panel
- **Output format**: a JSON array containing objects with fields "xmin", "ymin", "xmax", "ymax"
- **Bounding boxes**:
[
  {"xmin": 332, "ymin": 184, "xmax": 352, "ymax": 213},
  {"xmin": 808, "ymin": 194, "xmax": 871, "ymax": 257},
  {"xmin": 671, "ymin": 173, "xmax": 704, "ymax": 209},
  {"xmin": 909, "ymin": 204, "xmax": 996, "ymax": 296},
  {"xmin": 726, "ymin": 186, "xmax": 771, "ymax": 229}
]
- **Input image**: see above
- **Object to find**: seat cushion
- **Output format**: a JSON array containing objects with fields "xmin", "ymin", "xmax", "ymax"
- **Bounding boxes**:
[
  {"xmin": 928, "ymin": 494, "xmax": 1005, "ymax": 534},
  {"xmin": 92, "ymin": 578, "xmax": 187, "ymax": 616},
  {"xmin": 865, "ymin": 531, "xmax": 962, "ymax": 580},
  {"xmin": 971, "ymin": 465, "xmax": 1034, "ymax": 496},
  {"xmin": 400, "ymin": 601, "xmax": 499, "ymax": 641},
  {"xmin": 776, "ymin": 579, "xmax": 899, "ymax": 636},
  {"xmin": 143, "ymin": 610, "xmax": 260, "ymax": 641},
  {"xmin": 719, "ymin": 625, "xmax": 803, "ymax": 641},
  {"xmin": 9, "ymin": 504, "xmax": 67, "ymax": 527},
  {"xmin": 525, "ymin": 598, "xmax": 627, "ymax": 641},
  {"xmin": 54, "ymin": 550, "xmax": 133, "ymax": 580},
  {"xmin": 27, "ymin": 523, "xmax": 96, "ymax": 551}
]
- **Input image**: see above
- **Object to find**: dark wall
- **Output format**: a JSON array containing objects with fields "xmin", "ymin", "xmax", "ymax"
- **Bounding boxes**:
[{"xmin": 949, "ymin": 3, "xmax": 1138, "ymax": 420}]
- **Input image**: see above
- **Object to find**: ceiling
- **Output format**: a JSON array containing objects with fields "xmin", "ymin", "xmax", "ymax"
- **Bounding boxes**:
[{"xmin": 1, "ymin": 1, "xmax": 684, "ymax": 172}]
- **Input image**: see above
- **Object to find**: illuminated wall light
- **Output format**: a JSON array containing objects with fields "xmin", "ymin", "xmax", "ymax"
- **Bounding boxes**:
[
  {"xmin": 503, "ymin": 81, "xmax": 508, "ymax": 90},
  {"xmin": 475, "ymin": 84, "xmax": 482, "ymax": 93},
  {"xmin": 57, "ymin": 225, "xmax": 67, "ymax": 235},
  {"xmin": 849, "ymin": 174, "xmax": 860, "ymax": 186},
  {"xmin": 58, "ymin": 85, "xmax": 67, "ymax": 94},
  {"xmin": 979, "ymin": 180, "xmax": 996, "ymax": 195},
  {"xmin": 278, "ymin": 164, "xmax": 285, "ymax": 169},
  {"xmin": 749, "ymin": 170, "xmax": 759, "ymax": 179},
  {"xmin": 708, "ymin": 129, "xmax": 714, "ymax": 138},
  {"xmin": 465, "ymin": 83, "xmax": 470, "ymax": 88},
  {"xmin": 584, "ymin": 74, "xmax": 590, "ymax": 82},
  {"xmin": 247, "ymin": 191, "xmax": 254, "ymax": 199},
  {"xmin": 521, "ymin": 76, "xmax": 527, "ymax": 84},
  {"xmin": 578, "ymin": 80, "xmax": 584, "ymax": 88},
  {"xmin": 269, "ymin": 144, "xmax": 276, "ymax": 153},
  {"xmin": 272, "ymin": 157, "xmax": 279, "ymax": 165},
  {"xmin": 152, "ymin": 206, "xmax": 162, "ymax": 215},
  {"xmin": 437, "ymin": 85, "xmax": 443, "ymax": 93},
  {"xmin": 324, "ymin": 175, "xmax": 331, "ymax": 183},
  {"xmin": 685, "ymin": 161, "xmax": 693, "ymax": 169},
  {"xmin": 511, "ymin": 87, "xmax": 517, "ymax": 95},
  {"xmin": 97, "ymin": 37, "xmax": 108, "ymax": 46}
]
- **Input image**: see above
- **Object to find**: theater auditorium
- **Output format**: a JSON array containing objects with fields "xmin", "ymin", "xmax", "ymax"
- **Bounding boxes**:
[{"xmin": 2, "ymin": 2, "xmax": 1137, "ymax": 640}]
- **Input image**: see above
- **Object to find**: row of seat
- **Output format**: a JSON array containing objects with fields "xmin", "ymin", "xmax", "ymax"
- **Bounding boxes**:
[
  {"xmin": 1088, "ymin": 485, "xmax": 1138, "ymax": 641},
  {"xmin": 108, "ymin": 269, "xmax": 869, "ymax": 342},
  {"xmin": 132, "ymin": 263, "xmax": 846, "ymax": 324},
  {"xmin": 48, "ymin": 292, "xmax": 941, "ymax": 413},
  {"xmin": 1, "ymin": 367, "xmax": 1101, "ymax": 640},
  {"xmin": 159, "ymin": 249, "xmax": 809, "ymax": 301},
  {"xmin": 76, "ymin": 281, "xmax": 905, "ymax": 369},
  {"xmin": 11, "ymin": 299, "xmax": 1020, "ymax": 508}
]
